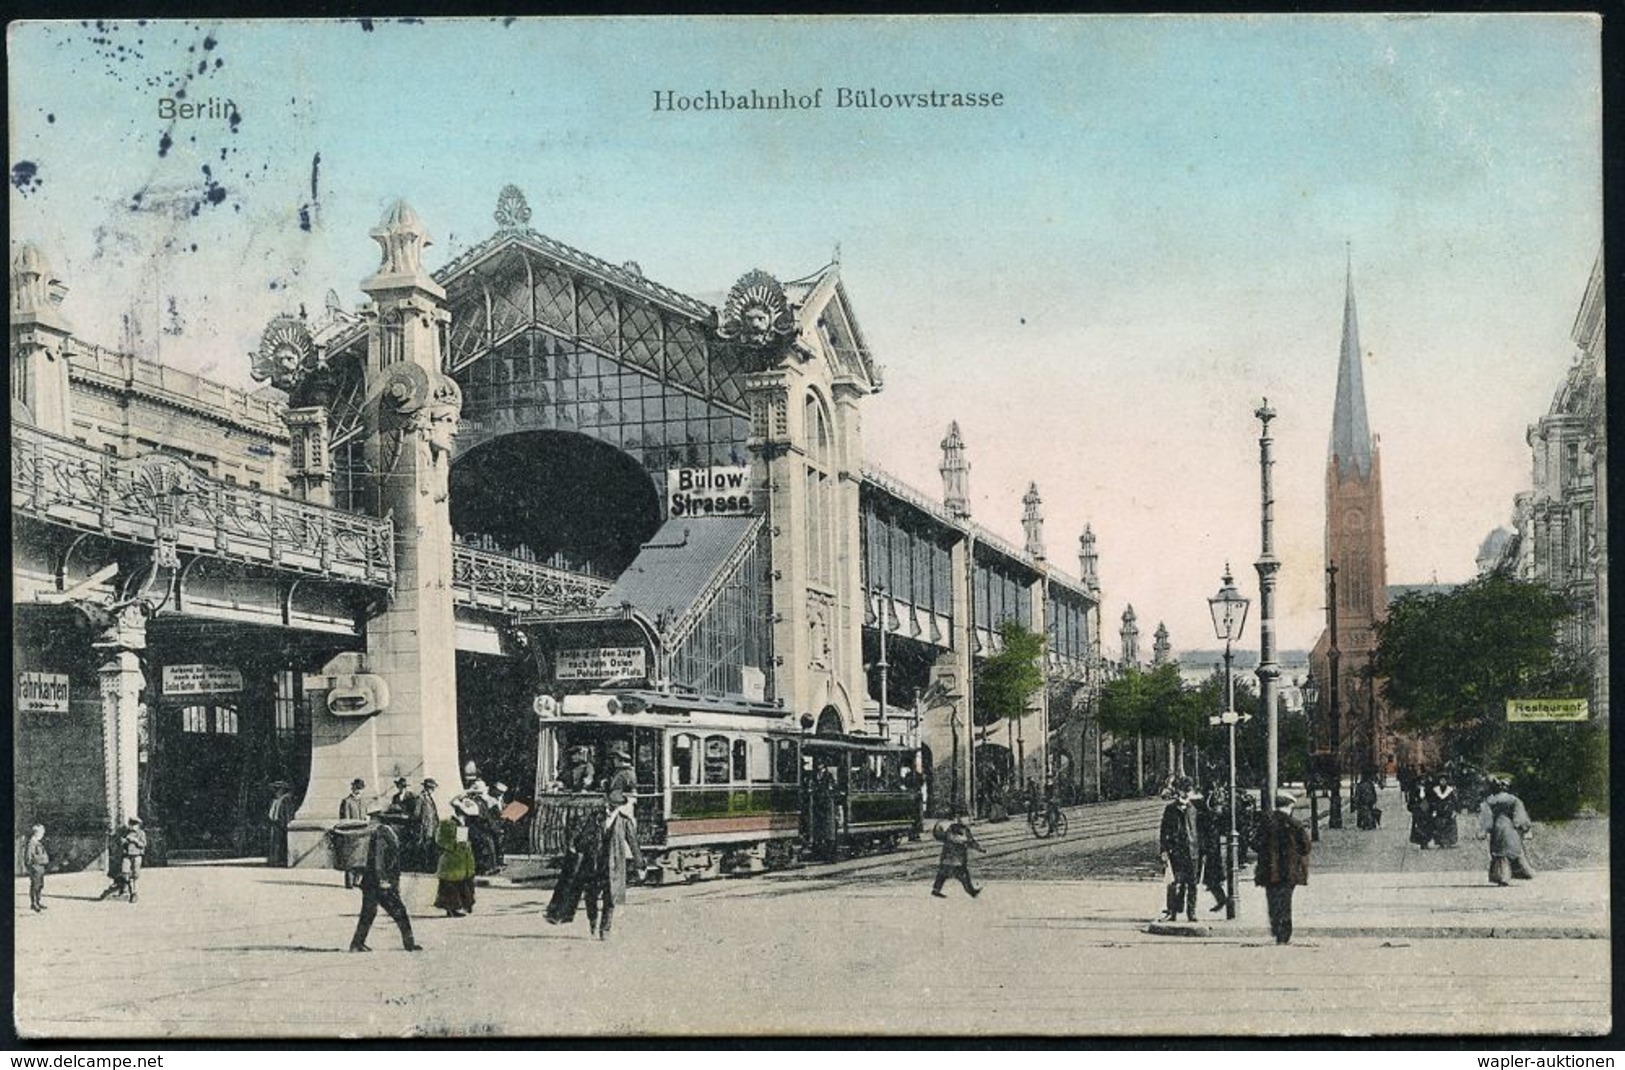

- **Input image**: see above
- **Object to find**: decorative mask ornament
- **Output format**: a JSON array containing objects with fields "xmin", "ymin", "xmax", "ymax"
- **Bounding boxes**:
[
  {"xmin": 251, "ymin": 314, "xmax": 316, "ymax": 392},
  {"xmin": 717, "ymin": 269, "xmax": 796, "ymax": 364}
]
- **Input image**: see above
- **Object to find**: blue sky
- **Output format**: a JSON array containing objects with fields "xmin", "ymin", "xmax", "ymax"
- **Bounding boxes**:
[{"xmin": 8, "ymin": 15, "xmax": 1602, "ymax": 652}]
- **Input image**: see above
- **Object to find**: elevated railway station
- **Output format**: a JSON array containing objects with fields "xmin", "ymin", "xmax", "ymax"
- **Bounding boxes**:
[{"xmin": 12, "ymin": 186, "xmax": 1111, "ymax": 870}]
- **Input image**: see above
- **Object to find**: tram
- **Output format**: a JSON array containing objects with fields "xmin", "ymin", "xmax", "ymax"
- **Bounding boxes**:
[{"xmin": 529, "ymin": 688, "xmax": 921, "ymax": 883}]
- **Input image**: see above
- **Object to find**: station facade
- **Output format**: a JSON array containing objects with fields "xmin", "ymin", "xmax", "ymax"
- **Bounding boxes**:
[{"xmin": 12, "ymin": 186, "xmax": 1108, "ymax": 869}]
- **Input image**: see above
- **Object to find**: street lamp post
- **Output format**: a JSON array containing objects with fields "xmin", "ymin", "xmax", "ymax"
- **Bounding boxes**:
[
  {"xmin": 1326, "ymin": 564, "xmax": 1344, "ymax": 828},
  {"xmin": 1254, "ymin": 399, "xmax": 1282, "ymax": 810},
  {"xmin": 1208, "ymin": 565, "xmax": 1251, "ymax": 922},
  {"xmin": 1303, "ymin": 674, "xmax": 1320, "ymax": 843}
]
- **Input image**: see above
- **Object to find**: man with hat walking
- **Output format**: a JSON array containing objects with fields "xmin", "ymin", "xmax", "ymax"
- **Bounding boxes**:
[
  {"xmin": 412, "ymin": 778, "xmax": 440, "ymax": 873},
  {"xmin": 349, "ymin": 804, "xmax": 424, "ymax": 953},
  {"xmin": 1251, "ymin": 791, "xmax": 1311, "ymax": 944},
  {"xmin": 1158, "ymin": 776, "xmax": 1201, "ymax": 922}
]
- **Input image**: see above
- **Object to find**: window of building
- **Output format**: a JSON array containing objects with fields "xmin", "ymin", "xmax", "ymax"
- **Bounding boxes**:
[
  {"xmin": 703, "ymin": 735, "xmax": 731, "ymax": 785},
  {"xmin": 274, "ymin": 670, "xmax": 299, "ymax": 739},
  {"xmin": 732, "ymin": 738, "xmax": 748, "ymax": 782},
  {"xmin": 214, "ymin": 706, "xmax": 239, "ymax": 735},
  {"xmin": 804, "ymin": 393, "xmax": 834, "ymax": 586},
  {"xmin": 181, "ymin": 706, "xmax": 209, "ymax": 733}
]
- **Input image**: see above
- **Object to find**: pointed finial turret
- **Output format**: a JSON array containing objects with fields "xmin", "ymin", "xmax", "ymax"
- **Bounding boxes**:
[
  {"xmin": 940, "ymin": 421, "xmax": 971, "ymax": 520},
  {"xmin": 1078, "ymin": 524, "xmax": 1100, "ymax": 595},
  {"xmin": 1021, "ymin": 482, "xmax": 1045, "ymax": 559},
  {"xmin": 1152, "ymin": 622, "xmax": 1171, "ymax": 666},
  {"xmin": 370, "ymin": 200, "xmax": 432, "ymax": 278},
  {"xmin": 1119, "ymin": 604, "xmax": 1141, "ymax": 668}
]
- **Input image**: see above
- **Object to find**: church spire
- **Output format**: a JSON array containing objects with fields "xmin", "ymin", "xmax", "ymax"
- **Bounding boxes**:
[{"xmin": 1331, "ymin": 251, "xmax": 1374, "ymax": 479}]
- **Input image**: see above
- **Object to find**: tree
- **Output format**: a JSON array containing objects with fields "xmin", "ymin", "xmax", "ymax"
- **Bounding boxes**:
[
  {"xmin": 1372, "ymin": 571, "xmax": 1599, "ymax": 817},
  {"xmin": 973, "ymin": 618, "xmax": 1046, "ymax": 730}
]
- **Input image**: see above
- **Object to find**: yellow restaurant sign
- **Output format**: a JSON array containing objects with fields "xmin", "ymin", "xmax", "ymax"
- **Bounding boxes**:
[{"xmin": 1505, "ymin": 698, "xmax": 1589, "ymax": 722}]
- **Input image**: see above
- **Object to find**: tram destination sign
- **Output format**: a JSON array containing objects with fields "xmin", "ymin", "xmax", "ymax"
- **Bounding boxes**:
[
  {"xmin": 162, "ymin": 664, "xmax": 245, "ymax": 696},
  {"xmin": 667, "ymin": 466, "xmax": 754, "ymax": 518},
  {"xmin": 1505, "ymin": 698, "xmax": 1589, "ymax": 722},
  {"xmin": 556, "ymin": 647, "xmax": 647, "ymax": 682},
  {"xmin": 16, "ymin": 672, "xmax": 70, "ymax": 713}
]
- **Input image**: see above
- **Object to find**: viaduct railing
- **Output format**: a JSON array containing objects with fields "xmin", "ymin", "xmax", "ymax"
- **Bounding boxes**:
[
  {"xmin": 11, "ymin": 421, "xmax": 394, "ymax": 586},
  {"xmin": 451, "ymin": 543, "xmax": 611, "ymax": 614}
]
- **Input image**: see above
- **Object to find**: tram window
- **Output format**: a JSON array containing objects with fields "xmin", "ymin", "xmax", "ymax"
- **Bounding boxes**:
[
  {"xmin": 703, "ymin": 735, "xmax": 730, "ymax": 785},
  {"xmin": 775, "ymin": 740, "xmax": 799, "ymax": 784},
  {"xmin": 748, "ymin": 740, "xmax": 772, "ymax": 783},
  {"xmin": 215, "ymin": 707, "xmax": 238, "ymax": 735},
  {"xmin": 672, "ymin": 734, "xmax": 696, "ymax": 786},
  {"xmin": 181, "ymin": 706, "xmax": 209, "ymax": 733},
  {"xmin": 732, "ymin": 739, "xmax": 748, "ymax": 782}
]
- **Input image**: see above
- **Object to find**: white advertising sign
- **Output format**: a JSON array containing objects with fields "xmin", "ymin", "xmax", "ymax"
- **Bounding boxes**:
[
  {"xmin": 555, "ymin": 647, "xmax": 647, "ymax": 682},
  {"xmin": 162, "ymin": 664, "xmax": 245, "ymax": 695},
  {"xmin": 17, "ymin": 672, "xmax": 71, "ymax": 713},
  {"xmin": 667, "ymin": 466, "xmax": 754, "ymax": 518}
]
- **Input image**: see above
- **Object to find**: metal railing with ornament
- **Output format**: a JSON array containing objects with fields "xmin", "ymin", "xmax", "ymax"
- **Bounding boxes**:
[
  {"xmin": 450, "ymin": 543, "xmax": 612, "ymax": 614},
  {"xmin": 11, "ymin": 420, "xmax": 395, "ymax": 585}
]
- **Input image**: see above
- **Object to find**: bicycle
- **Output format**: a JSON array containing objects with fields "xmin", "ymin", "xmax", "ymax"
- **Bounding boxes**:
[{"xmin": 1028, "ymin": 807, "xmax": 1068, "ymax": 839}]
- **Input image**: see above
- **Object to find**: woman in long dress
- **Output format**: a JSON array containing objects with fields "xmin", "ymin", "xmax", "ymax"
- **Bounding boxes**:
[
  {"xmin": 1409, "ymin": 775, "xmax": 1436, "ymax": 849},
  {"xmin": 433, "ymin": 796, "xmax": 479, "ymax": 916},
  {"xmin": 1478, "ymin": 778, "xmax": 1535, "ymax": 885},
  {"xmin": 1429, "ymin": 778, "xmax": 1459, "ymax": 847}
]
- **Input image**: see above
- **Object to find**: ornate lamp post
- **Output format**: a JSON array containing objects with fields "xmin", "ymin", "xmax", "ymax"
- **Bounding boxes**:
[
  {"xmin": 1254, "ymin": 399, "xmax": 1282, "ymax": 809},
  {"xmin": 1208, "ymin": 564, "xmax": 1250, "ymax": 921}
]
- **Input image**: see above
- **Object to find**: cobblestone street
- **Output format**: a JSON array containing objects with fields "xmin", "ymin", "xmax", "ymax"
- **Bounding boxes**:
[{"xmin": 14, "ymin": 796, "xmax": 1608, "ymax": 1039}]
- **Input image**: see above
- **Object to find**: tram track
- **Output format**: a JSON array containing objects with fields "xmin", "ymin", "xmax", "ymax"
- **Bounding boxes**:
[{"xmin": 764, "ymin": 797, "xmax": 1165, "ymax": 884}]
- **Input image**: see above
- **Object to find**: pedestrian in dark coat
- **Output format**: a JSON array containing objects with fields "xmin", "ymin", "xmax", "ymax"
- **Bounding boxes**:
[
  {"xmin": 412, "ymin": 779, "xmax": 440, "ymax": 873},
  {"xmin": 433, "ymin": 796, "xmax": 479, "ymax": 916},
  {"xmin": 339, "ymin": 779, "xmax": 369, "ymax": 889},
  {"xmin": 545, "ymin": 800, "xmax": 603, "ymax": 927},
  {"xmin": 1478, "ymin": 778, "xmax": 1535, "ymax": 885},
  {"xmin": 1354, "ymin": 772, "xmax": 1380, "ymax": 831},
  {"xmin": 1195, "ymin": 788, "xmax": 1229, "ymax": 913},
  {"xmin": 349, "ymin": 808, "xmax": 424, "ymax": 953},
  {"xmin": 1158, "ymin": 777, "xmax": 1200, "ymax": 921},
  {"xmin": 1409, "ymin": 775, "xmax": 1436, "ymax": 848},
  {"xmin": 1429, "ymin": 779, "xmax": 1459, "ymax": 848},
  {"xmin": 930, "ymin": 814, "xmax": 984, "ymax": 897},
  {"xmin": 1252, "ymin": 791, "xmax": 1311, "ymax": 944},
  {"xmin": 25, "ymin": 825, "xmax": 49, "ymax": 912}
]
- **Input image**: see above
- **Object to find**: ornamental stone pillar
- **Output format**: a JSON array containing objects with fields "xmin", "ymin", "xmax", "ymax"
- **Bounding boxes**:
[
  {"xmin": 89, "ymin": 602, "xmax": 150, "ymax": 832},
  {"xmin": 10, "ymin": 243, "xmax": 73, "ymax": 436},
  {"xmin": 290, "ymin": 201, "xmax": 464, "ymax": 861},
  {"xmin": 283, "ymin": 406, "xmax": 332, "ymax": 507}
]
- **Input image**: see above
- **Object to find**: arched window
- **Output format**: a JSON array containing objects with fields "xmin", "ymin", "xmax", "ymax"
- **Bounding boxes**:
[
  {"xmin": 732, "ymin": 739, "xmax": 748, "ymax": 782},
  {"xmin": 703, "ymin": 735, "xmax": 731, "ymax": 785},
  {"xmin": 804, "ymin": 393, "xmax": 835, "ymax": 586}
]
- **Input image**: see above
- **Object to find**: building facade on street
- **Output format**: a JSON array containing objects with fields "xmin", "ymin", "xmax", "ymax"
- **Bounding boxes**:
[
  {"xmin": 1485, "ymin": 252, "xmax": 1608, "ymax": 722},
  {"xmin": 12, "ymin": 187, "xmax": 1111, "ymax": 869}
]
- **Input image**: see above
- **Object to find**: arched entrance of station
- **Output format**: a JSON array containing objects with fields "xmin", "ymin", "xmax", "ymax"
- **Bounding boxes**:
[
  {"xmin": 449, "ymin": 430, "xmax": 664, "ymax": 826},
  {"xmin": 450, "ymin": 430, "xmax": 663, "ymax": 577}
]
